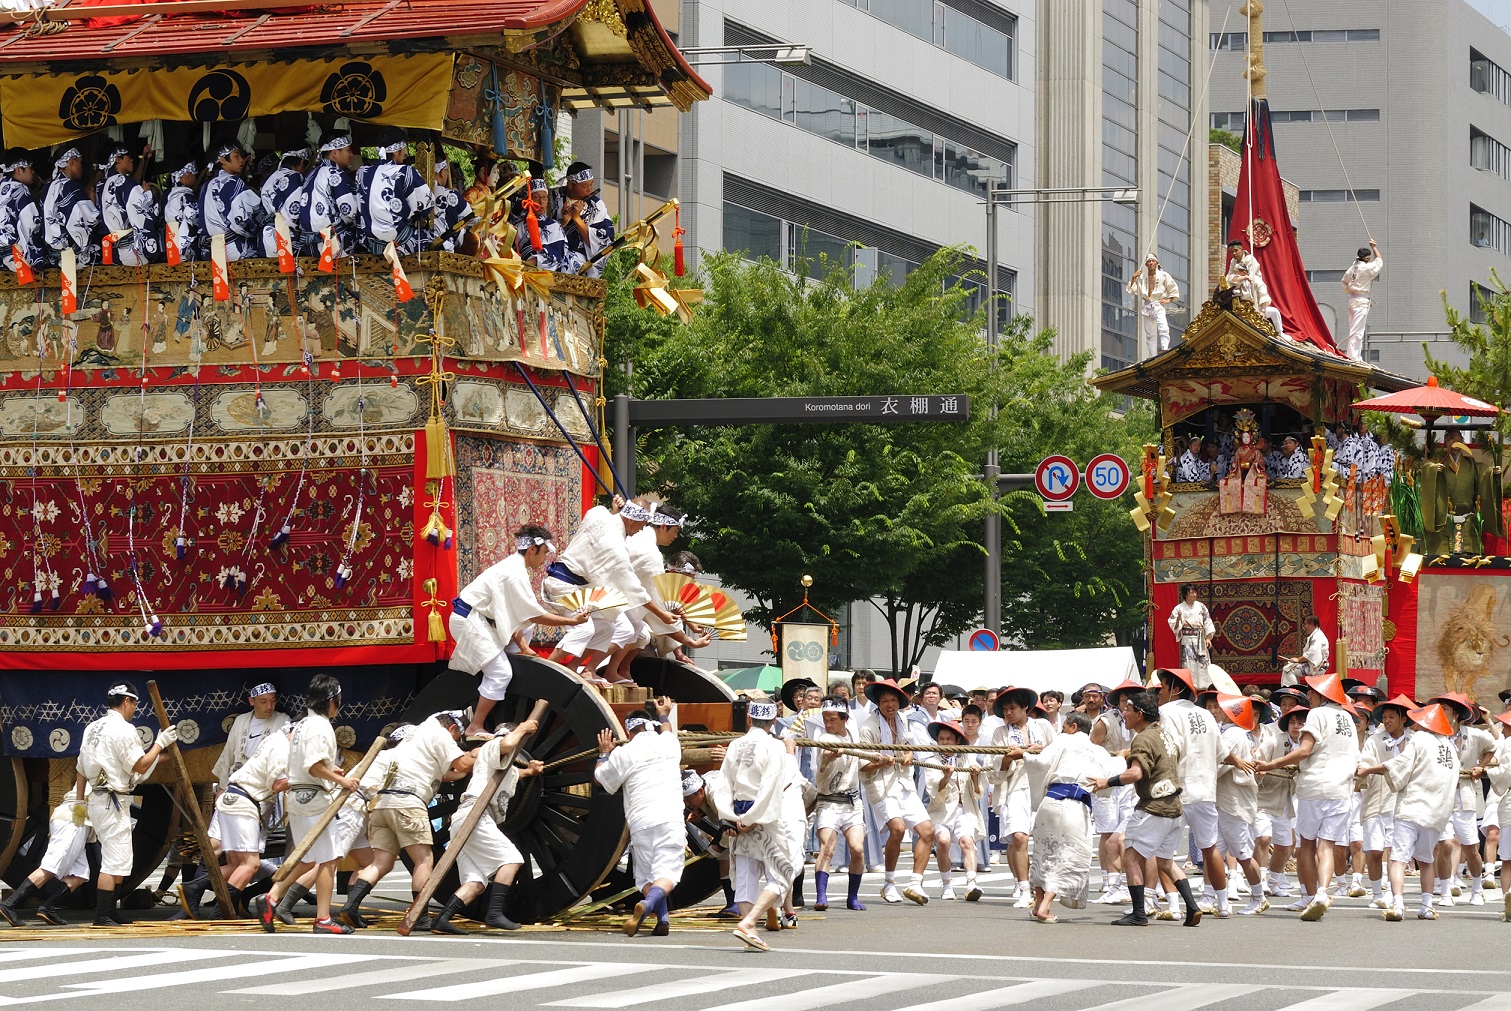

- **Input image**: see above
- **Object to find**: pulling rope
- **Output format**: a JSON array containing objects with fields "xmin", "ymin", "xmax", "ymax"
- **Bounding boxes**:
[
  {"xmin": 675, "ymin": 730, "xmax": 1030, "ymax": 757},
  {"xmin": 1276, "ymin": 0, "xmax": 1375, "ymax": 242}
]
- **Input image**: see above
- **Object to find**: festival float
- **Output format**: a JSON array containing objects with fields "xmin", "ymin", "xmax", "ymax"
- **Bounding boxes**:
[
  {"xmin": 0, "ymin": 0, "xmax": 743, "ymax": 920},
  {"xmin": 1095, "ymin": 6, "xmax": 1511, "ymax": 713}
]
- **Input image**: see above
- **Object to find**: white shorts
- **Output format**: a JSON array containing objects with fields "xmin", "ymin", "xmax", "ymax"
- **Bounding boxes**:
[
  {"xmin": 331, "ymin": 801, "xmax": 370, "ymax": 855},
  {"xmin": 288, "ymin": 804, "xmax": 365, "ymax": 866},
  {"xmin": 213, "ymin": 809, "xmax": 266, "ymax": 855},
  {"xmin": 610, "ymin": 612, "xmax": 640, "ymax": 649},
  {"xmin": 1093, "ymin": 785, "xmax": 1136, "ymax": 835},
  {"xmin": 1499, "ymin": 831, "xmax": 1511, "ymax": 862},
  {"xmin": 630, "ymin": 820, "xmax": 686, "ymax": 890},
  {"xmin": 1255, "ymin": 810, "xmax": 1293, "ymax": 848},
  {"xmin": 39, "ymin": 818, "xmax": 89, "ymax": 880},
  {"xmin": 455, "ymin": 817, "xmax": 524, "ymax": 886},
  {"xmin": 815, "ymin": 799, "xmax": 865, "ymax": 834},
  {"xmin": 549, "ymin": 586, "xmax": 616, "ymax": 656},
  {"xmin": 1295, "ymin": 797, "xmax": 1351, "ymax": 844},
  {"xmin": 1347, "ymin": 793, "xmax": 1364, "ymax": 845},
  {"xmin": 1448, "ymin": 809, "xmax": 1480, "ymax": 846},
  {"xmin": 933, "ymin": 808, "xmax": 975, "ymax": 844},
  {"xmin": 1391, "ymin": 819, "xmax": 1440, "ymax": 865},
  {"xmin": 871, "ymin": 784, "xmax": 931, "ymax": 833},
  {"xmin": 479, "ymin": 652, "xmax": 513, "ymax": 702},
  {"xmin": 88, "ymin": 793, "xmax": 134, "ymax": 878},
  {"xmin": 997, "ymin": 789, "xmax": 1033, "ymax": 837},
  {"xmin": 732, "ymin": 852, "xmax": 788, "ymax": 904},
  {"xmin": 1126, "ymin": 809, "xmax": 1184, "ymax": 861},
  {"xmin": 1184, "ymin": 800, "xmax": 1220, "ymax": 851},
  {"xmin": 1217, "ymin": 811, "xmax": 1256, "ymax": 861},
  {"xmin": 1362, "ymin": 814, "xmax": 1394, "ymax": 853}
]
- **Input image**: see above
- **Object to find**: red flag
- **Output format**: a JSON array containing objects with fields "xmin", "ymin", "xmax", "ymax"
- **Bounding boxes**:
[
  {"xmin": 59, "ymin": 249, "xmax": 77, "ymax": 314},
  {"xmin": 317, "ymin": 228, "xmax": 337, "ymax": 273},
  {"xmin": 274, "ymin": 213, "xmax": 295, "ymax": 274},
  {"xmin": 1229, "ymin": 98, "xmax": 1338, "ymax": 354},
  {"xmin": 384, "ymin": 242, "xmax": 414, "ymax": 302},
  {"xmin": 12, "ymin": 245, "xmax": 33, "ymax": 286},
  {"xmin": 210, "ymin": 234, "xmax": 230, "ymax": 301},
  {"xmin": 100, "ymin": 233, "xmax": 114, "ymax": 265},
  {"xmin": 164, "ymin": 222, "xmax": 181, "ymax": 266}
]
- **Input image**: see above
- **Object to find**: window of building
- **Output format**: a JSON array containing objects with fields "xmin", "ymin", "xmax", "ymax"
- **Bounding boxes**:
[
  {"xmin": 1210, "ymin": 28, "xmax": 1377, "ymax": 48},
  {"xmin": 1299, "ymin": 189, "xmax": 1380, "ymax": 202},
  {"xmin": 1210, "ymin": 111, "xmax": 1246, "ymax": 132},
  {"xmin": 1470, "ymin": 203, "xmax": 1511, "ymax": 254},
  {"xmin": 1216, "ymin": 109, "xmax": 1379, "ymax": 127},
  {"xmin": 1472, "ymin": 126, "xmax": 1511, "ymax": 181},
  {"xmin": 1306, "ymin": 270, "xmax": 1347, "ymax": 282},
  {"xmin": 841, "ymin": 0, "xmax": 1015, "ymax": 80},
  {"xmin": 1472, "ymin": 49, "xmax": 1511, "ymax": 105},
  {"xmin": 1209, "ymin": 31, "xmax": 1246, "ymax": 50},
  {"xmin": 1471, "ymin": 282, "xmax": 1491, "ymax": 324},
  {"xmin": 722, "ymin": 55, "xmax": 1013, "ymax": 198}
]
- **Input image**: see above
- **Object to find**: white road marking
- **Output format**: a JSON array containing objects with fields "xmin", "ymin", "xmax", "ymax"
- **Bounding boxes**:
[
  {"xmin": 1273, "ymin": 990, "xmax": 1417, "ymax": 1010},
  {"xmin": 706, "ymin": 972, "xmax": 957, "ymax": 1011},
  {"xmin": 890, "ymin": 979, "xmax": 1107, "ymax": 1010},
  {"xmin": 380, "ymin": 963, "xmax": 650, "ymax": 1001},
  {"xmin": 545, "ymin": 969, "xmax": 818, "ymax": 1008},
  {"xmin": 0, "ymin": 949, "xmax": 230, "ymax": 986},
  {"xmin": 1077, "ymin": 983, "xmax": 1263, "ymax": 1011},
  {"xmin": 224, "ymin": 957, "xmax": 492, "ymax": 995},
  {"xmin": 0, "ymin": 954, "xmax": 385, "ymax": 1005}
]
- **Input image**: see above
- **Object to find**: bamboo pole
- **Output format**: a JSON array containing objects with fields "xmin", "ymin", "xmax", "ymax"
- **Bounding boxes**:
[{"xmin": 272, "ymin": 734, "xmax": 389, "ymax": 883}]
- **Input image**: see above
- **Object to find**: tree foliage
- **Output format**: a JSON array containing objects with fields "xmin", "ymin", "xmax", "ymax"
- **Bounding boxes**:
[
  {"xmin": 1430, "ymin": 278, "xmax": 1511, "ymax": 462},
  {"xmin": 603, "ymin": 246, "xmax": 1152, "ymax": 673}
]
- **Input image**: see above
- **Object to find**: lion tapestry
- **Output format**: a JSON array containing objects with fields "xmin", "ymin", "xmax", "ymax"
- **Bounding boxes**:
[{"xmin": 1414, "ymin": 573, "xmax": 1511, "ymax": 705}]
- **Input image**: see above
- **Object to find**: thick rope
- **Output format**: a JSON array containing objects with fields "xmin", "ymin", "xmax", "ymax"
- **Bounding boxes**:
[{"xmin": 675, "ymin": 731, "xmax": 1030, "ymax": 756}]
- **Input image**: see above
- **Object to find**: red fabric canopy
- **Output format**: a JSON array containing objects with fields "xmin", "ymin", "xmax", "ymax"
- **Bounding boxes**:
[
  {"xmin": 1353, "ymin": 376, "xmax": 1502, "ymax": 417},
  {"xmin": 1228, "ymin": 98, "xmax": 1339, "ymax": 355}
]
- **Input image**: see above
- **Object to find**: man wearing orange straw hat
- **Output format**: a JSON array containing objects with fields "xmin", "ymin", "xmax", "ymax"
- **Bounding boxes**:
[
  {"xmin": 1213, "ymin": 692, "xmax": 1271, "ymax": 915},
  {"xmin": 1357, "ymin": 702, "xmax": 1460, "ymax": 921},
  {"xmin": 1252, "ymin": 672, "xmax": 1360, "ymax": 921},
  {"xmin": 1358, "ymin": 694, "xmax": 1414, "ymax": 910},
  {"xmin": 990, "ymin": 686, "xmax": 1051, "ymax": 909},
  {"xmin": 858, "ymin": 679, "xmax": 935, "ymax": 905},
  {"xmin": 1427, "ymin": 693, "xmax": 1494, "ymax": 907},
  {"xmin": 1485, "ymin": 712, "xmax": 1511, "ymax": 920}
]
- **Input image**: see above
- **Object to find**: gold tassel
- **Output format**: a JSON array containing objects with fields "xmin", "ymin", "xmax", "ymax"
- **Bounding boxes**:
[
  {"xmin": 428, "ymin": 607, "xmax": 445, "ymax": 642},
  {"xmin": 425, "ymin": 417, "xmax": 455, "ymax": 480}
]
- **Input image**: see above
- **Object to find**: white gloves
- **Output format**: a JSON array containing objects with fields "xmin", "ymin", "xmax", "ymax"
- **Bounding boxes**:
[{"xmin": 155, "ymin": 726, "xmax": 179, "ymax": 750}]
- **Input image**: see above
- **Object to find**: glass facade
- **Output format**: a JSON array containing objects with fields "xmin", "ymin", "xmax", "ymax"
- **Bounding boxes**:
[
  {"xmin": 1156, "ymin": 0, "xmax": 1192, "ymax": 311},
  {"xmin": 1100, "ymin": 0, "xmax": 1139, "ymax": 371},
  {"xmin": 840, "ymin": 0, "xmax": 1015, "ymax": 80},
  {"xmin": 723, "ymin": 61, "xmax": 1013, "ymax": 198}
]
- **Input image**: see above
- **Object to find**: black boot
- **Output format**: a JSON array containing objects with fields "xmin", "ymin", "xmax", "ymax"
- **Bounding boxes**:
[
  {"xmin": 484, "ymin": 883, "xmax": 519, "ymax": 930},
  {"xmin": 791, "ymin": 871, "xmax": 805, "ymax": 909},
  {"xmin": 411, "ymin": 890, "xmax": 432, "ymax": 932},
  {"xmin": 430, "ymin": 895, "xmax": 469, "ymax": 935},
  {"xmin": 0, "ymin": 880, "xmax": 39, "ymax": 926},
  {"xmin": 213, "ymin": 885, "xmax": 244, "ymax": 920},
  {"xmin": 37, "ymin": 882, "xmax": 70, "ymax": 927},
  {"xmin": 274, "ymin": 882, "xmax": 309, "ymax": 925},
  {"xmin": 337, "ymin": 879, "xmax": 373, "ymax": 930},
  {"xmin": 1175, "ymin": 878, "xmax": 1202, "ymax": 927},
  {"xmin": 180, "ymin": 872, "xmax": 210, "ymax": 916},
  {"xmin": 93, "ymin": 885, "xmax": 116, "ymax": 928}
]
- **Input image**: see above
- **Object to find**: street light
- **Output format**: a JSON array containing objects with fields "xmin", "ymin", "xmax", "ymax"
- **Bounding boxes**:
[
  {"xmin": 980, "ymin": 184, "xmax": 1141, "ymax": 638},
  {"xmin": 680, "ymin": 45, "xmax": 812, "ymax": 67}
]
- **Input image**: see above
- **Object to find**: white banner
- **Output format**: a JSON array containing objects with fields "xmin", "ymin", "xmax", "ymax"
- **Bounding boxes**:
[{"xmin": 780, "ymin": 622, "xmax": 829, "ymax": 689}]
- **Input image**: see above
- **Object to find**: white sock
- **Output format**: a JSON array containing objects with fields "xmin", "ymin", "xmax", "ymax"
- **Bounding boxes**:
[
  {"xmin": 1437, "ymin": 880, "xmax": 1449, "ymax": 897},
  {"xmin": 965, "ymin": 872, "xmax": 977, "ymax": 887},
  {"xmin": 1473, "ymin": 877, "xmax": 1485, "ymax": 894},
  {"xmin": 884, "ymin": 872, "xmax": 896, "ymax": 885},
  {"xmin": 1370, "ymin": 879, "xmax": 1382, "ymax": 899},
  {"xmin": 910, "ymin": 873, "xmax": 924, "ymax": 889},
  {"xmin": 1351, "ymin": 872, "xmax": 1362, "ymax": 887},
  {"xmin": 938, "ymin": 872, "xmax": 951, "ymax": 887},
  {"xmin": 1422, "ymin": 891, "xmax": 1435, "ymax": 912},
  {"xmin": 1215, "ymin": 886, "xmax": 1229, "ymax": 912}
]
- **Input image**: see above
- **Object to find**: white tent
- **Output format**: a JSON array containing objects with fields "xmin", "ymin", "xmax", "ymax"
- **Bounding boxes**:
[{"xmin": 931, "ymin": 646, "xmax": 1141, "ymax": 697}]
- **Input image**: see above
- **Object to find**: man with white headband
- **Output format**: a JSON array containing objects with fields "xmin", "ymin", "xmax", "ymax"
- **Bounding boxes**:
[
  {"xmin": 259, "ymin": 147, "xmax": 309, "ymax": 258},
  {"xmin": 163, "ymin": 159, "xmax": 200, "ymax": 263},
  {"xmin": 432, "ymin": 158, "xmax": 477, "ymax": 254},
  {"xmin": 450, "ymin": 523, "xmax": 588, "ymax": 740},
  {"xmin": 515, "ymin": 176, "xmax": 583, "ymax": 274},
  {"xmin": 595, "ymin": 698, "xmax": 685, "ymax": 937},
  {"xmin": 42, "ymin": 147, "xmax": 104, "ymax": 264},
  {"xmin": 683, "ymin": 766, "xmax": 739, "ymax": 916},
  {"xmin": 721, "ymin": 697, "xmax": 808, "ymax": 951},
  {"xmin": 99, "ymin": 144, "xmax": 161, "ymax": 265},
  {"xmin": 298, "ymin": 132, "xmax": 359, "ymax": 257},
  {"xmin": 356, "ymin": 126, "xmax": 433, "ymax": 255},
  {"xmin": 812, "ymin": 696, "xmax": 868, "ymax": 913},
  {"xmin": 0, "ymin": 149, "xmax": 42, "ymax": 277},
  {"xmin": 76, "ymin": 680, "xmax": 178, "ymax": 926},
  {"xmin": 550, "ymin": 161, "xmax": 614, "ymax": 277},
  {"xmin": 544, "ymin": 498, "xmax": 680, "ymax": 679},
  {"xmin": 199, "ymin": 140, "xmax": 262, "ymax": 262},
  {"xmin": 609, "ymin": 503, "xmax": 712, "ymax": 681}
]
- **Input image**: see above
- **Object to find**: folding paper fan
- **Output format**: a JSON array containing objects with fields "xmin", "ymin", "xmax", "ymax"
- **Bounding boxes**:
[
  {"xmin": 652, "ymin": 573, "xmax": 718, "ymax": 624},
  {"xmin": 557, "ymin": 585, "xmax": 630, "ymax": 613},
  {"xmin": 705, "ymin": 589, "xmax": 744, "ymax": 630},
  {"xmin": 712, "ymin": 623, "xmax": 748, "ymax": 641}
]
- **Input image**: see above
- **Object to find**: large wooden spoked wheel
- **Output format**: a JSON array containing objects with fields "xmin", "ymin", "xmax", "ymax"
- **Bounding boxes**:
[
  {"xmin": 401, "ymin": 655, "xmax": 628, "ymax": 923},
  {"xmin": 627, "ymin": 656, "xmax": 736, "ymax": 703}
]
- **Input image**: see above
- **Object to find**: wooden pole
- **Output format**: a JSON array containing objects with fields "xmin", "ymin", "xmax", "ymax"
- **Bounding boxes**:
[
  {"xmin": 272, "ymin": 734, "xmax": 389, "ymax": 883},
  {"xmin": 145, "ymin": 681, "xmax": 235, "ymax": 919},
  {"xmin": 397, "ymin": 698, "xmax": 550, "ymax": 936}
]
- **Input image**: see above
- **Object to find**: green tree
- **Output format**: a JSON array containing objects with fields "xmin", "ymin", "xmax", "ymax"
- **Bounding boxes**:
[
  {"xmin": 1429, "ymin": 278, "xmax": 1511, "ymax": 459},
  {"xmin": 604, "ymin": 246, "xmax": 1150, "ymax": 673}
]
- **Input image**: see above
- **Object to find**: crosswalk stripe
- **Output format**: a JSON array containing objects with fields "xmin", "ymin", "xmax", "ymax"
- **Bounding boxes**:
[
  {"xmin": 224, "ymin": 957, "xmax": 492, "ymax": 995},
  {"xmin": 705, "ymin": 972, "xmax": 958, "ymax": 1011},
  {"xmin": 544, "ymin": 969, "xmax": 819, "ymax": 1008},
  {"xmin": 0, "ymin": 951, "xmax": 101, "ymax": 966},
  {"xmin": 1460, "ymin": 998, "xmax": 1511, "ymax": 1010},
  {"xmin": 379, "ymin": 963, "xmax": 648, "ymax": 1002},
  {"xmin": 54, "ymin": 955, "xmax": 388, "ymax": 1000},
  {"xmin": 1274, "ymin": 989, "xmax": 1418, "ymax": 1010},
  {"xmin": 1078, "ymin": 984, "xmax": 1263, "ymax": 1011},
  {"xmin": 890, "ymin": 979, "xmax": 1107, "ymax": 1010},
  {"xmin": 0, "ymin": 949, "xmax": 231, "ymax": 986}
]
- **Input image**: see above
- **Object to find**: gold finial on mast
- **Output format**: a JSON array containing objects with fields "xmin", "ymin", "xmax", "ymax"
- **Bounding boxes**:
[{"xmin": 1240, "ymin": 0, "xmax": 1267, "ymax": 99}]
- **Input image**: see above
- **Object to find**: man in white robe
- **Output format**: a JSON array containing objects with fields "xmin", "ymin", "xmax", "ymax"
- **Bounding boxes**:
[
  {"xmin": 991, "ymin": 686, "xmax": 1051, "ymax": 908},
  {"xmin": 1011, "ymin": 712, "xmax": 1105, "ymax": 920},
  {"xmin": 859, "ymin": 679, "xmax": 935, "ymax": 906},
  {"xmin": 1127, "ymin": 254, "xmax": 1180, "ymax": 357},
  {"xmin": 1281, "ymin": 614, "xmax": 1329, "ymax": 687},
  {"xmin": 1340, "ymin": 240, "xmax": 1382, "ymax": 362},
  {"xmin": 450, "ymin": 525, "xmax": 588, "ymax": 738}
]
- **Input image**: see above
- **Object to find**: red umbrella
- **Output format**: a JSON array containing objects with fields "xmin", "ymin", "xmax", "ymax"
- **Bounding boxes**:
[{"xmin": 1352, "ymin": 376, "xmax": 1501, "ymax": 418}]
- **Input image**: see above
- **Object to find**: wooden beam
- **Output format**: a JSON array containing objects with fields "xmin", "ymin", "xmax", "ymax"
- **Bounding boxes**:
[{"xmin": 43, "ymin": 0, "xmax": 307, "ymax": 21}]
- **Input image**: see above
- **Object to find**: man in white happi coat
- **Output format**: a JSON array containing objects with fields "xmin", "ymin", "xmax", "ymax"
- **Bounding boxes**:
[
  {"xmin": 1359, "ymin": 694, "xmax": 1411, "ymax": 909},
  {"xmin": 608, "ymin": 506, "xmax": 711, "ymax": 681},
  {"xmin": 1340, "ymin": 240, "xmax": 1382, "ymax": 362},
  {"xmin": 721, "ymin": 699, "xmax": 809, "ymax": 951},
  {"xmin": 1126, "ymin": 254, "xmax": 1180, "ymax": 357},
  {"xmin": 543, "ymin": 498, "xmax": 680, "ymax": 677},
  {"xmin": 1358, "ymin": 702, "xmax": 1459, "ymax": 920},
  {"xmin": 0, "ymin": 797, "xmax": 94, "ymax": 926},
  {"xmin": 1253, "ymin": 672, "xmax": 1361, "ymax": 921},
  {"xmin": 811, "ymin": 697, "xmax": 868, "ymax": 912},
  {"xmin": 1484, "ymin": 712, "xmax": 1511, "ymax": 919},
  {"xmin": 991, "ymin": 685, "xmax": 1050, "ymax": 908},
  {"xmin": 432, "ymin": 720, "xmax": 544, "ymax": 933},
  {"xmin": 209, "ymin": 721, "xmax": 292, "ymax": 915},
  {"xmin": 1227, "ymin": 260, "xmax": 1287, "ymax": 338},
  {"xmin": 595, "ymin": 699, "xmax": 686, "ymax": 938},
  {"xmin": 1281, "ymin": 613, "xmax": 1329, "ymax": 687},
  {"xmin": 1213, "ymin": 693, "xmax": 1271, "ymax": 915},
  {"xmin": 1433, "ymin": 694, "xmax": 1495, "ymax": 907},
  {"xmin": 859, "ymin": 679, "xmax": 936, "ymax": 906},
  {"xmin": 1090, "ymin": 681, "xmax": 1137, "ymax": 905},
  {"xmin": 76, "ymin": 680, "xmax": 178, "ymax": 927},
  {"xmin": 450, "ymin": 524, "xmax": 588, "ymax": 738},
  {"xmin": 924, "ymin": 720, "xmax": 985, "ymax": 902},
  {"xmin": 1256, "ymin": 687, "xmax": 1305, "ymax": 897},
  {"xmin": 1010, "ymin": 712, "xmax": 1106, "ymax": 920}
]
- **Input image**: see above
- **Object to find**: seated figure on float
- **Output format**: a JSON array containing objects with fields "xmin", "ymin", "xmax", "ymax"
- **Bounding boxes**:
[{"xmin": 1218, "ymin": 408, "xmax": 1266, "ymax": 515}]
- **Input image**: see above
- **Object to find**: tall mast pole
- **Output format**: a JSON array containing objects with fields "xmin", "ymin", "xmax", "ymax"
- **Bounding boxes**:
[{"xmin": 1241, "ymin": 1, "xmax": 1266, "ymax": 98}]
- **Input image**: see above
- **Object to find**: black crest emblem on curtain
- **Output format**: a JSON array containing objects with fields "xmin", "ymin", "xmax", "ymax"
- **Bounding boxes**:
[
  {"xmin": 58, "ymin": 75, "xmax": 122, "ymax": 131},
  {"xmin": 321, "ymin": 61, "xmax": 388, "ymax": 118},
  {"xmin": 188, "ymin": 70, "xmax": 253, "ymax": 121}
]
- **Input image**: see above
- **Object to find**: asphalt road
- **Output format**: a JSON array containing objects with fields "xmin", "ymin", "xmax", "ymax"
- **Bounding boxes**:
[{"xmin": 2, "ymin": 867, "xmax": 1509, "ymax": 1010}]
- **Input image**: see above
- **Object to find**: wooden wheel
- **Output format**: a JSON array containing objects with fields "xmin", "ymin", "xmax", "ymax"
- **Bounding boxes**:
[
  {"xmin": 0, "ymin": 759, "xmax": 29, "ymax": 885},
  {"xmin": 402, "ymin": 655, "xmax": 629, "ymax": 923},
  {"xmin": 628, "ymin": 656, "xmax": 736, "ymax": 702}
]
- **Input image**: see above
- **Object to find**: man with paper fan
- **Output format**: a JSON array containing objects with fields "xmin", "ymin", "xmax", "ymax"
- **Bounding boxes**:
[
  {"xmin": 449, "ymin": 524, "xmax": 589, "ymax": 740},
  {"xmin": 608, "ymin": 504, "xmax": 713, "ymax": 680}
]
